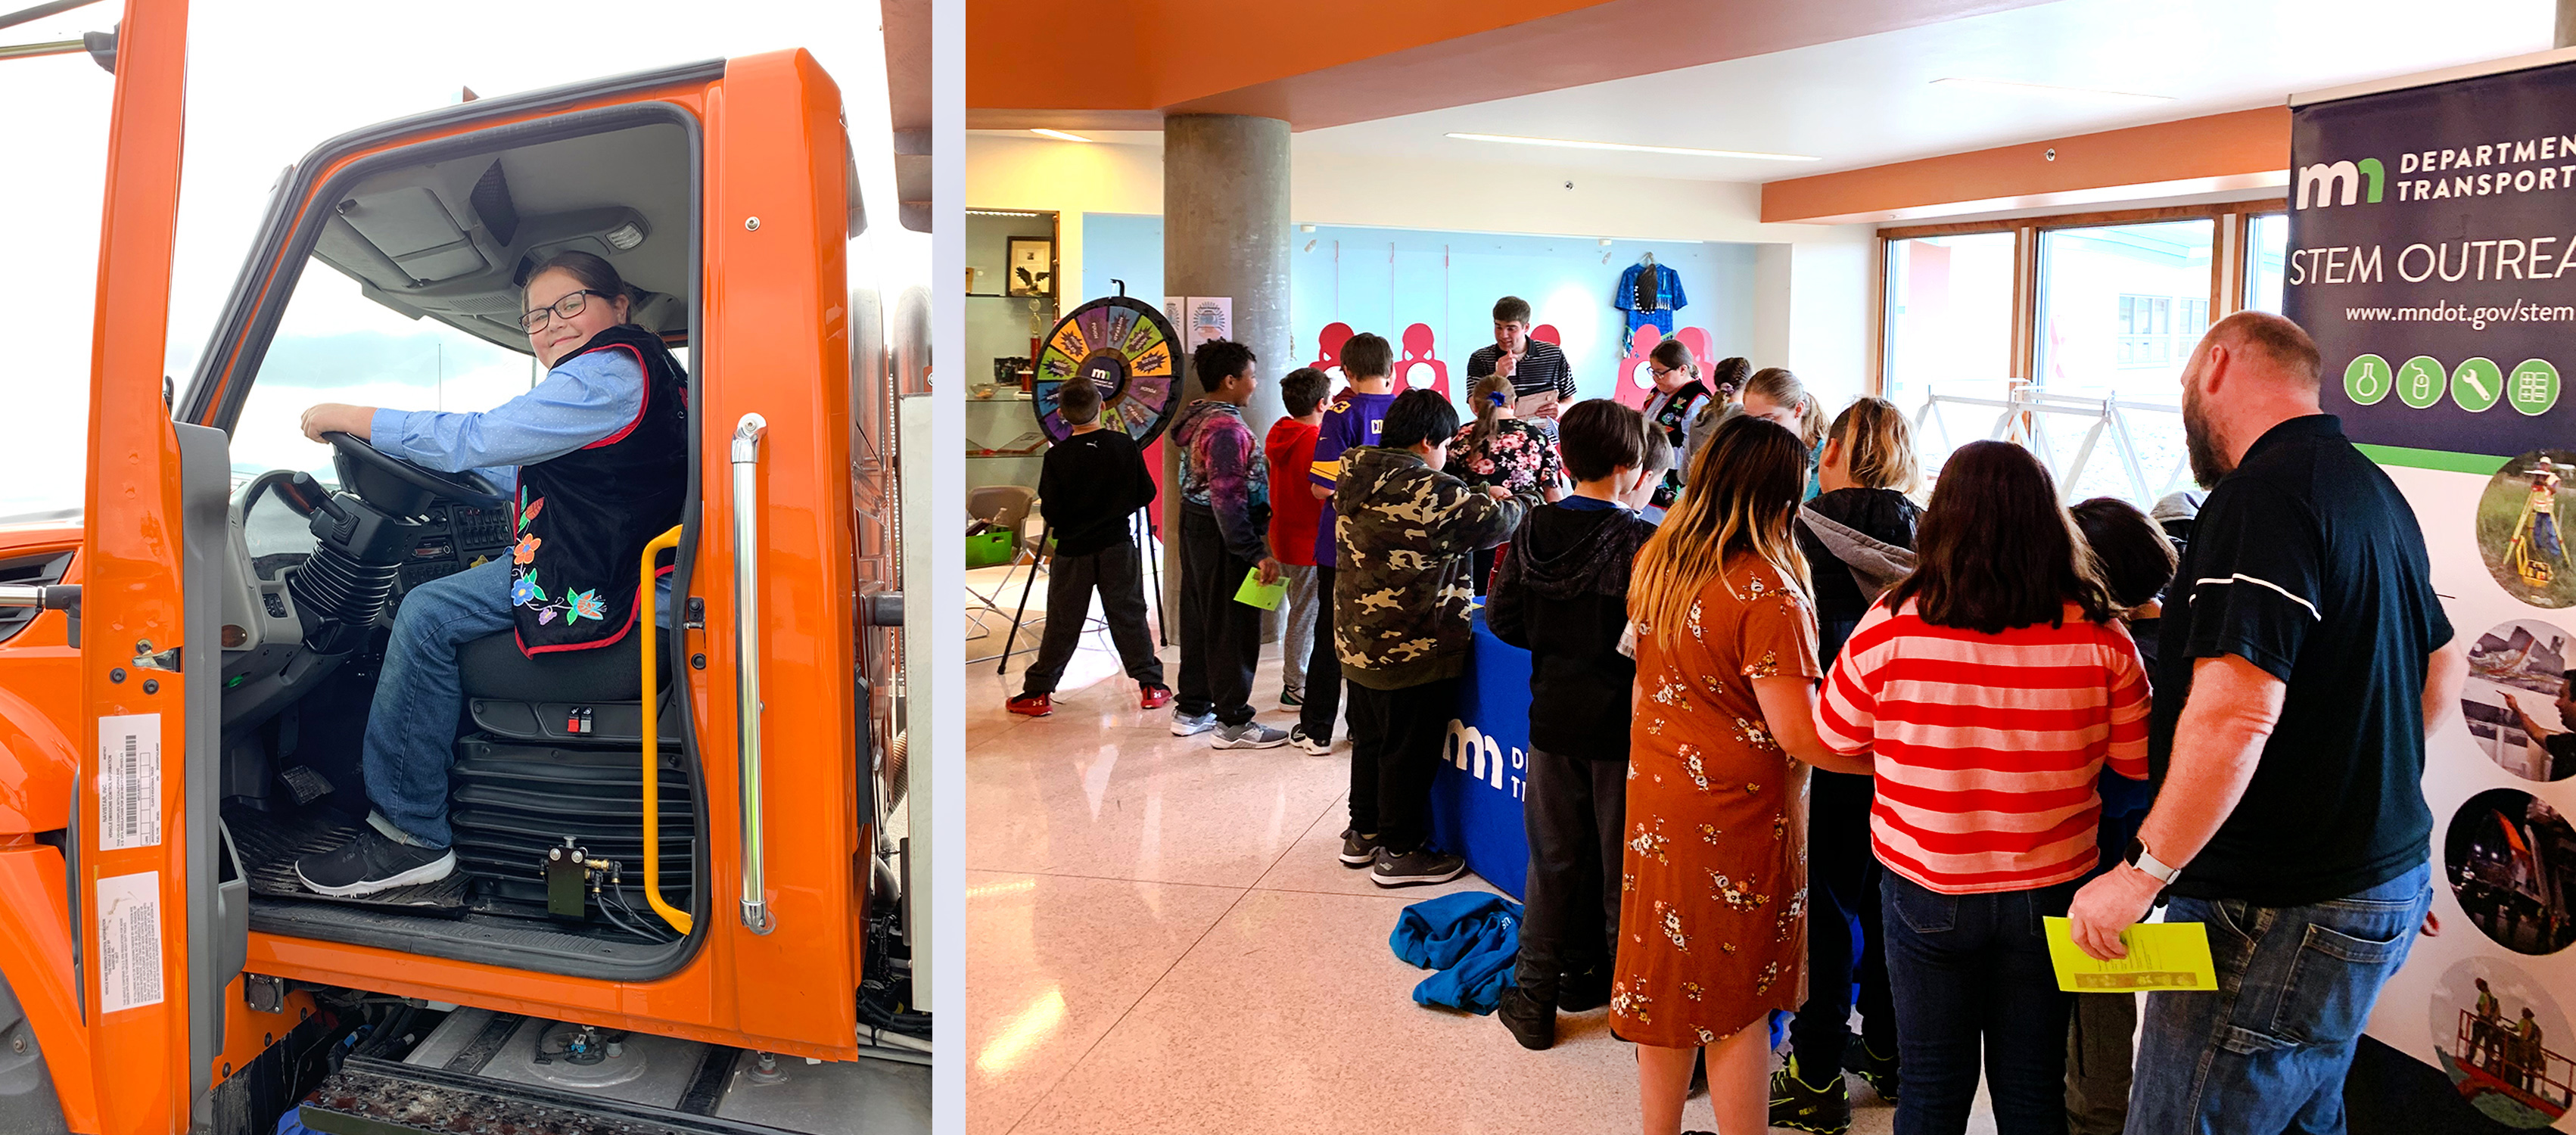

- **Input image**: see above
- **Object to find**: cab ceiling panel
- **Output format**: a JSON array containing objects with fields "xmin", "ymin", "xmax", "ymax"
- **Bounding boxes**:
[{"xmin": 316, "ymin": 122, "xmax": 693, "ymax": 354}]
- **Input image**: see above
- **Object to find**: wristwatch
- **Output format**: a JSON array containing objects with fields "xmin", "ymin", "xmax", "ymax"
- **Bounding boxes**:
[{"xmin": 2124, "ymin": 838, "xmax": 2179, "ymax": 885}]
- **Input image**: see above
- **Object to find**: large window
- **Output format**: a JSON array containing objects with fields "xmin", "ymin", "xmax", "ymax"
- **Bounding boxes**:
[
  {"xmin": 1883, "ymin": 232, "xmax": 2016, "ymax": 409},
  {"xmin": 2037, "ymin": 219, "xmax": 2214, "ymax": 397},
  {"xmin": 2245, "ymin": 212, "xmax": 2288, "ymax": 313},
  {"xmin": 1878, "ymin": 205, "xmax": 2283, "ymax": 506}
]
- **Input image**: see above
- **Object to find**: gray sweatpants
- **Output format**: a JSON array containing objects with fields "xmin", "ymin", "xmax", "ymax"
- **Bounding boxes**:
[{"xmin": 1277, "ymin": 563, "xmax": 1318, "ymax": 695}]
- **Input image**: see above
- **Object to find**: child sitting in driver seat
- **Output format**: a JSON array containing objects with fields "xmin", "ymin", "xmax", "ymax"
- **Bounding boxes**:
[{"xmin": 292, "ymin": 250, "xmax": 687, "ymax": 897}]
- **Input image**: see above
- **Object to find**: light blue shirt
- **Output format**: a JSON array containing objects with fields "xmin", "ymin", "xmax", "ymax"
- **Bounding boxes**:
[
  {"xmin": 366, "ymin": 347, "xmax": 671, "ymax": 614},
  {"xmin": 368, "ymin": 349, "xmax": 647, "ymax": 495}
]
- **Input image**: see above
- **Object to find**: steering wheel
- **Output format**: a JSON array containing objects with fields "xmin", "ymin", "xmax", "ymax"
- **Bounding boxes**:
[{"xmin": 322, "ymin": 432, "xmax": 509, "ymax": 508}]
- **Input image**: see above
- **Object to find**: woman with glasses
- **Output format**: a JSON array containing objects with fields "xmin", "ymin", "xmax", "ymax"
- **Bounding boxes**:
[
  {"xmin": 1638, "ymin": 338, "xmax": 1710, "ymax": 511},
  {"xmin": 288, "ymin": 250, "xmax": 690, "ymax": 899}
]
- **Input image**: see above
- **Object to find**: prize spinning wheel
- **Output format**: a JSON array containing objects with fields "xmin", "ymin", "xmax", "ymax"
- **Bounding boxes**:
[{"xmin": 1032, "ymin": 296, "xmax": 1182, "ymax": 447}]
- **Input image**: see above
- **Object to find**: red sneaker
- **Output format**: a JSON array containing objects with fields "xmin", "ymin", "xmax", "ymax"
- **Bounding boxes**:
[
  {"xmin": 1006, "ymin": 693, "xmax": 1053, "ymax": 717},
  {"xmin": 1139, "ymin": 684, "xmax": 1174, "ymax": 710}
]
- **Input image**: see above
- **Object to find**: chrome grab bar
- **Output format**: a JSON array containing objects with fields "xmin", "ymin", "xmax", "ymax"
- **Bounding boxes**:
[{"xmin": 730, "ymin": 413, "xmax": 773, "ymax": 934}]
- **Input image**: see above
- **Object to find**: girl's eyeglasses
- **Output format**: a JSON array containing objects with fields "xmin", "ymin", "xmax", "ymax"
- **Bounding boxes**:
[{"xmin": 519, "ymin": 289, "xmax": 617, "ymax": 333}]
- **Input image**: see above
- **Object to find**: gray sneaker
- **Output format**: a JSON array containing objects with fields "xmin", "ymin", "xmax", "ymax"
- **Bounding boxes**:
[
  {"xmin": 1170, "ymin": 711, "xmax": 1217, "ymax": 737},
  {"xmin": 1371, "ymin": 844, "xmax": 1467, "ymax": 887},
  {"xmin": 1211, "ymin": 720, "xmax": 1290, "ymax": 749}
]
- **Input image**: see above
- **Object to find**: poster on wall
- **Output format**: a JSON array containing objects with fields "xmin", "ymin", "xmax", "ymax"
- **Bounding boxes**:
[
  {"xmin": 1183, "ymin": 297, "xmax": 1231, "ymax": 347},
  {"xmin": 2291, "ymin": 56, "xmax": 2576, "ymax": 1129}
]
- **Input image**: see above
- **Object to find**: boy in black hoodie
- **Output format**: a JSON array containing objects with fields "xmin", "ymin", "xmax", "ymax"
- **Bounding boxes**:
[
  {"xmin": 1774, "ymin": 396, "xmax": 1921, "ymax": 1133},
  {"xmin": 1485, "ymin": 399, "xmax": 1671, "ymax": 1050}
]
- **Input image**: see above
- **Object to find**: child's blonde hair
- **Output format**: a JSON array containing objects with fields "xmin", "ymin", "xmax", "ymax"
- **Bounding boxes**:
[{"xmin": 1826, "ymin": 396, "xmax": 1919, "ymax": 493}]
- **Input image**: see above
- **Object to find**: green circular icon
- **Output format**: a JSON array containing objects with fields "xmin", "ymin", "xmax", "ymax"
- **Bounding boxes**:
[
  {"xmin": 2452, "ymin": 357, "xmax": 2504, "ymax": 412},
  {"xmin": 2509, "ymin": 358, "xmax": 2562, "ymax": 417},
  {"xmin": 2397, "ymin": 356, "xmax": 2446, "ymax": 409},
  {"xmin": 2344, "ymin": 354, "xmax": 2392, "ymax": 406}
]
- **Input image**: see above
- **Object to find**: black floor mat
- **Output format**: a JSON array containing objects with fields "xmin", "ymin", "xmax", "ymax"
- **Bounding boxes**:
[{"xmin": 226, "ymin": 808, "xmax": 468, "ymax": 914}]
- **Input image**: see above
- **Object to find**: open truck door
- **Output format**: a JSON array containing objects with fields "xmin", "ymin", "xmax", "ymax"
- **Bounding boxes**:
[{"xmin": 67, "ymin": 0, "xmax": 252, "ymax": 1131}]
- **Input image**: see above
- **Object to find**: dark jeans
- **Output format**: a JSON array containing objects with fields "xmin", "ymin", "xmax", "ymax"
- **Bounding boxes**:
[
  {"xmin": 1297, "ymin": 563, "xmax": 1342, "ymax": 741},
  {"xmin": 1018, "ymin": 539, "xmax": 1164, "ymax": 697},
  {"xmin": 2130, "ymin": 860, "xmax": 2433, "ymax": 1135},
  {"xmin": 1790, "ymin": 769, "xmax": 1895, "ymax": 1075},
  {"xmin": 1174, "ymin": 505, "xmax": 1258, "ymax": 726},
  {"xmin": 1511, "ymin": 746, "xmax": 1626, "ymax": 1003},
  {"xmin": 363, "ymin": 557, "xmax": 514, "ymax": 849},
  {"xmin": 1882, "ymin": 870, "xmax": 2079, "ymax": 1135},
  {"xmin": 1344, "ymin": 676, "xmax": 1457, "ymax": 851}
]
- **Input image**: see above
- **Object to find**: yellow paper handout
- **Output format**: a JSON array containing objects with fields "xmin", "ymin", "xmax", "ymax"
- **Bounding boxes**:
[{"xmin": 2043, "ymin": 917, "xmax": 2219, "ymax": 993}]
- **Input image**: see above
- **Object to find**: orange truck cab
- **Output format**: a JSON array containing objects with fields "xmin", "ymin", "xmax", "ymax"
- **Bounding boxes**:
[{"xmin": 0, "ymin": 2, "xmax": 928, "ymax": 1133}]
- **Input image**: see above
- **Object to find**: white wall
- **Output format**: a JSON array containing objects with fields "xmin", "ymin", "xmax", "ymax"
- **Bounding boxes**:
[{"xmin": 966, "ymin": 133, "xmax": 1881, "ymax": 407}]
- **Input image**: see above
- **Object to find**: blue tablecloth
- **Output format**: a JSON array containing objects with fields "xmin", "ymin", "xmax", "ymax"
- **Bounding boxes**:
[{"xmin": 1426, "ymin": 610, "xmax": 1535, "ymax": 900}]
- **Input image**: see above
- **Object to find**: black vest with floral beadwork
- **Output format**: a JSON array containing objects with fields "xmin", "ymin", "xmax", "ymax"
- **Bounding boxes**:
[{"xmin": 507, "ymin": 323, "xmax": 688, "ymax": 655}]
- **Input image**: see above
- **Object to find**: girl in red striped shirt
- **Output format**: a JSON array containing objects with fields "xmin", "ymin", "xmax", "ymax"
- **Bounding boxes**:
[{"xmin": 1813, "ymin": 440, "xmax": 2151, "ymax": 1135}]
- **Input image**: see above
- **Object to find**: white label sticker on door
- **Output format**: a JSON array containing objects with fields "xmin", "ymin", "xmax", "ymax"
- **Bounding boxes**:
[
  {"xmin": 98, "ymin": 713, "xmax": 161, "ymax": 850},
  {"xmin": 96, "ymin": 872, "xmax": 163, "ymax": 1014}
]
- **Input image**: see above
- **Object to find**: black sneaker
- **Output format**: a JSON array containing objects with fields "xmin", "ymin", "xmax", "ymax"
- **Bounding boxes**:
[
  {"xmin": 1338, "ymin": 828, "xmax": 1380, "ymax": 867},
  {"xmin": 1845, "ymin": 1038, "xmax": 1899, "ymax": 1102},
  {"xmin": 1370, "ymin": 845, "xmax": 1466, "ymax": 887},
  {"xmin": 1769, "ymin": 1056, "xmax": 1853, "ymax": 1135},
  {"xmin": 1557, "ymin": 966, "xmax": 1611, "ymax": 1012},
  {"xmin": 1495, "ymin": 984, "xmax": 1555, "ymax": 1050},
  {"xmin": 295, "ymin": 828, "xmax": 456, "ymax": 897}
]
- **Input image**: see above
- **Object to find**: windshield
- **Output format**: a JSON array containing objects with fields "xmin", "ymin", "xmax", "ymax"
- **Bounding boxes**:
[{"xmin": 230, "ymin": 263, "xmax": 538, "ymax": 493}]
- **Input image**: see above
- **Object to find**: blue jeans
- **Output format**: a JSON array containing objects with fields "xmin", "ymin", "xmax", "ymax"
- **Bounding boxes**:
[
  {"xmin": 1881, "ymin": 871, "xmax": 2078, "ymax": 1135},
  {"xmin": 2129, "ymin": 860, "xmax": 2433, "ymax": 1135},
  {"xmin": 362, "ymin": 558, "xmax": 515, "ymax": 849}
]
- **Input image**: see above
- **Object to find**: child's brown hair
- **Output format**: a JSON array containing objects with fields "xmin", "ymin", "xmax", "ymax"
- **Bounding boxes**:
[{"xmin": 1827, "ymin": 396, "xmax": 1919, "ymax": 493}]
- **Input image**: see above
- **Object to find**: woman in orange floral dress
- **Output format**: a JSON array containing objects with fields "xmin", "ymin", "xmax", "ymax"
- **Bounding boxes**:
[{"xmin": 1616, "ymin": 415, "xmax": 1875, "ymax": 1135}]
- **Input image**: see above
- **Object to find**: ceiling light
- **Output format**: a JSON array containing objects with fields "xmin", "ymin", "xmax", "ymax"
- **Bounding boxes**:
[
  {"xmin": 603, "ymin": 220, "xmax": 646, "ymax": 251},
  {"xmin": 1931, "ymin": 77, "xmax": 2173, "ymax": 104},
  {"xmin": 1030, "ymin": 128, "xmax": 1093, "ymax": 143},
  {"xmin": 1445, "ymin": 132, "xmax": 1819, "ymax": 162}
]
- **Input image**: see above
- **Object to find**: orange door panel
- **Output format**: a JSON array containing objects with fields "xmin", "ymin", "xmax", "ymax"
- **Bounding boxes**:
[{"xmin": 76, "ymin": 0, "xmax": 200, "ymax": 1131}]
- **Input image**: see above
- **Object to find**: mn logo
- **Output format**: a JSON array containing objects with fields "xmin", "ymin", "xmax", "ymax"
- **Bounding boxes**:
[{"xmin": 2298, "ymin": 158, "xmax": 2388, "ymax": 208}]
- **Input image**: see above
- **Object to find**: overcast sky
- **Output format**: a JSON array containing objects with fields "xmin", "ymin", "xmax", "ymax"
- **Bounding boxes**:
[{"xmin": 1, "ymin": 0, "xmax": 922, "ymax": 516}]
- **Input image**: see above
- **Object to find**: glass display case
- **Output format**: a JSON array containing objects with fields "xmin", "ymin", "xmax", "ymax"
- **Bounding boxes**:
[{"xmin": 966, "ymin": 208, "xmax": 1059, "ymax": 490}]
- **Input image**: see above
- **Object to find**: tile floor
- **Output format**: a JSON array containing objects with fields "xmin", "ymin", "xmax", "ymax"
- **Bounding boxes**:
[{"xmin": 963, "ymin": 565, "xmax": 1996, "ymax": 1134}]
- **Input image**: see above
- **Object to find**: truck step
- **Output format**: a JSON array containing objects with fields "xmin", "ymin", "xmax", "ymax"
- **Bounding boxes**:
[{"xmin": 298, "ymin": 1056, "xmax": 789, "ymax": 1135}]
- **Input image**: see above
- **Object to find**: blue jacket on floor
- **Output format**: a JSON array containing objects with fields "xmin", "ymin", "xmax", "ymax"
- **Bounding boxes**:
[{"xmin": 1390, "ymin": 891, "xmax": 1523, "ymax": 1015}]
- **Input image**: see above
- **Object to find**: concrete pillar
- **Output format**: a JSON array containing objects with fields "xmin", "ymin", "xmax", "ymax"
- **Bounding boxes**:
[
  {"xmin": 1162, "ymin": 114, "xmax": 1292, "ymax": 626},
  {"xmin": 2561, "ymin": 0, "xmax": 2576, "ymax": 48}
]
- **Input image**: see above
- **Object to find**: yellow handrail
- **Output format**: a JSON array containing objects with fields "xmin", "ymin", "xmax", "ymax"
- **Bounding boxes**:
[{"xmin": 639, "ymin": 524, "xmax": 692, "ymax": 935}]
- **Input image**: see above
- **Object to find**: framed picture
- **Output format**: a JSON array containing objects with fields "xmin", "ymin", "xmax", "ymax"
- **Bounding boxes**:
[{"xmin": 1006, "ymin": 237, "xmax": 1054, "ymax": 297}]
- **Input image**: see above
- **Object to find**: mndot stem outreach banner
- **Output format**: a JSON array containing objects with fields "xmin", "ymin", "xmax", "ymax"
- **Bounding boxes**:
[
  {"xmin": 2291, "ymin": 59, "xmax": 2576, "ymax": 462},
  {"xmin": 2293, "ymin": 55, "xmax": 2576, "ymax": 1133}
]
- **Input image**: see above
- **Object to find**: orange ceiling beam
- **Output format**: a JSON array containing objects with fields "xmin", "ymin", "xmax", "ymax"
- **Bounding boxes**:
[
  {"xmin": 969, "ymin": 0, "xmax": 2059, "ymax": 132},
  {"xmin": 1761, "ymin": 107, "xmax": 2292, "ymax": 224}
]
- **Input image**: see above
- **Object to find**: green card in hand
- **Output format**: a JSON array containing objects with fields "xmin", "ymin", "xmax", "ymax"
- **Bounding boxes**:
[{"xmin": 1235, "ymin": 568, "xmax": 1287, "ymax": 611}]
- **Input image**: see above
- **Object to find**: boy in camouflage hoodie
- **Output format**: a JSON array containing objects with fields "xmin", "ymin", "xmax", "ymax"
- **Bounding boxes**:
[{"xmin": 1333, "ymin": 387, "xmax": 1538, "ymax": 885}]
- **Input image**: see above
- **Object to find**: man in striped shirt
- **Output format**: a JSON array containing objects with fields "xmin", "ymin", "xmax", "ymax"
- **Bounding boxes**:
[
  {"xmin": 2066, "ymin": 313, "xmax": 2466, "ymax": 1135},
  {"xmin": 1464, "ymin": 296, "xmax": 1577, "ymax": 437}
]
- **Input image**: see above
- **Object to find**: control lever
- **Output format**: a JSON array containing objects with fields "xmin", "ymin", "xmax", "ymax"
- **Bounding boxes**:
[{"xmin": 272, "ymin": 471, "xmax": 347, "ymax": 524}]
